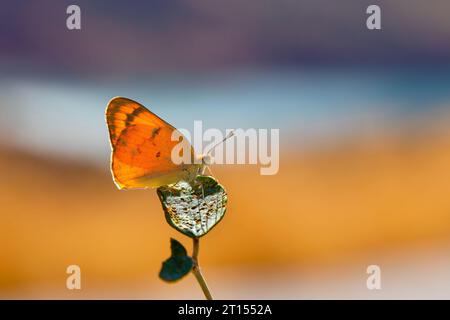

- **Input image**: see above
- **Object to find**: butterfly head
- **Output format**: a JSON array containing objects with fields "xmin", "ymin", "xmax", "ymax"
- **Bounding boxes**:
[
  {"xmin": 200, "ymin": 153, "xmax": 214, "ymax": 166},
  {"xmin": 194, "ymin": 131, "xmax": 235, "ymax": 177},
  {"xmin": 192, "ymin": 154, "xmax": 213, "ymax": 176}
]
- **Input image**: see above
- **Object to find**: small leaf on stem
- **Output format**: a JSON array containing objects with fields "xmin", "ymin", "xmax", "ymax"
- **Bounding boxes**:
[{"xmin": 159, "ymin": 238, "xmax": 193, "ymax": 282}]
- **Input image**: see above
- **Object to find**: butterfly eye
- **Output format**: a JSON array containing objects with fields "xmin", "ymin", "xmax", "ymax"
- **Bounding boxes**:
[{"xmin": 202, "ymin": 154, "xmax": 214, "ymax": 165}]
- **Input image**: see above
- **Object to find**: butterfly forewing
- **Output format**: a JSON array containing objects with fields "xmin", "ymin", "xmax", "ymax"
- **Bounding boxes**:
[{"xmin": 106, "ymin": 97, "xmax": 198, "ymax": 189}]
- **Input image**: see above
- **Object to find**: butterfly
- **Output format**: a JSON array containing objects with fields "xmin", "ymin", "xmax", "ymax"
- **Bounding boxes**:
[{"xmin": 106, "ymin": 97, "xmax": 208, "ymax": 190}]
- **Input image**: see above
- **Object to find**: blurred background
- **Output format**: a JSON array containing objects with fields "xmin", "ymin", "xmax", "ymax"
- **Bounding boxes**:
[{"xmin": 1, "ymin": 0, "xmax": 450, "ymax": 299}]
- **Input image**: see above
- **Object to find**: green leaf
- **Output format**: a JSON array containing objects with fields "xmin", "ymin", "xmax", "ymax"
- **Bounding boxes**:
[
  {"xmin": 157, "ymin": 175, "xmax": 228, "ymax": 238},
  {"xmin": 159, "ymin": 238, "xmax": 193, "ymax": 282},
  {"xmin": 170, "ymin": 237, "xmax": 188, "ymax": 257}
]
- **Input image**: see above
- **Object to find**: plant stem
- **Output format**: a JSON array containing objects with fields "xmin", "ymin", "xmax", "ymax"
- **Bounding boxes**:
[{"xmin": 192, "ymin": 237, "xmax": 213, "ymax": 300}]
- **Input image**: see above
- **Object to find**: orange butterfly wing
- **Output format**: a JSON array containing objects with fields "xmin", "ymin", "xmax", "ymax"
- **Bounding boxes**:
[{"xmin": 106, "ymin": 97, "xmax": 199, "ymax": 189}]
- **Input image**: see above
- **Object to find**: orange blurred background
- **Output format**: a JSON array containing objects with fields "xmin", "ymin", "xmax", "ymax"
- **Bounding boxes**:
[{"xmin": 1, "ymin": 0, "xmax": 450, "ymax": 299}]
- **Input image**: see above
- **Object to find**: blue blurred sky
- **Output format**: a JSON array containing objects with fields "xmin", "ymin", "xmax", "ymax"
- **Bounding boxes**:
[{"xmin": 1, "ymin": 67, "xmax": 450, "ymax": 165}]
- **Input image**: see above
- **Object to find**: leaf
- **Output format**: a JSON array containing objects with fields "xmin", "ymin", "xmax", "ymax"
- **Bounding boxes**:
[
  {"xmin": 159, "ymin": 238, "xmax": 193, "ymax": 282},
  {"xmin": 157, "ymin": 175, "xmax": 227, "ymax": 238},
  {"xmin": 170, "ymin": 237, "xmax": 188, "ymax": 257}
]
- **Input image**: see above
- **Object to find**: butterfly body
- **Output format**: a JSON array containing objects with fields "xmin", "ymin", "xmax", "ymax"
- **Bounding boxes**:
[{"xmin": 106, "ymin": 97, "xmax": 203, "ymax": 190}]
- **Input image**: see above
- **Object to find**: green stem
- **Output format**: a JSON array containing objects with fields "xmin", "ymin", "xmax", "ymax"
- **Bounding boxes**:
[{"xmin": 192, "ymin": 237, "xmax": 213, "ymax": 300}]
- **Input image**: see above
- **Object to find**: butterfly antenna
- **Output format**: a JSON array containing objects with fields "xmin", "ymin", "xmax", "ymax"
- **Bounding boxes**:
[{"xmin": 205, "ymin": 130, "xmax": 235, "ymax": 156}]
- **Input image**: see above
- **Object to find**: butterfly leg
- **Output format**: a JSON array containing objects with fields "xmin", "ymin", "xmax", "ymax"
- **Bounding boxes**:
[
  {"xmin": 205, "ymin": 165, "xmax": 214, "ymax": 177},
  {"xmin": 201, "ymin": 183, "xmax": 205, "ymax": 199}
]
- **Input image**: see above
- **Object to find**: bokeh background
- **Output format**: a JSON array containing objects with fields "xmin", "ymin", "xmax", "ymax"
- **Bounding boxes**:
[{"xmin": 1, "ymin": 0, "xmax": 450, "ymax": 299}]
